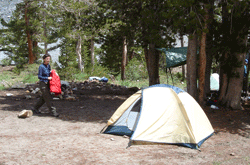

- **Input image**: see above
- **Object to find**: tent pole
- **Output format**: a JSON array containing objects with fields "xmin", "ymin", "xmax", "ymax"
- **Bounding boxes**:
[
  {"xmin": 100, "ymin": 125, "xmax": 108, "ymax": 133},
  {"xmin": 126, "ymin": 140, "xmax": 132, "ymax": 149}
]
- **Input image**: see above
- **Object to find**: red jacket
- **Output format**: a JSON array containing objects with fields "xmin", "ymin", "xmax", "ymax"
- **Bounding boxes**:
[{"xmin": 50, "ymin": 70, "xmax": 61, "ymax": 96}]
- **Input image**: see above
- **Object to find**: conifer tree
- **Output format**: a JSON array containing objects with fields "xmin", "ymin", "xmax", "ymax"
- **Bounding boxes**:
[
  {"xmin": 52, "ymin": 0, "xmax": 100, "ymax": 72},
  {"xmin": 97, "ymin": 0, "xmax": 176, "ymax": 85},
  {"xmin": 0, "ymin": 1, "xmax": 37, "ymax": 66},
  {"xmin": 217, "ymin": 0, "xmax": 250, "ymax": 110},
  {"xmin": 0, "ymin": 0, "xmax": 61, "ymax": 67}
]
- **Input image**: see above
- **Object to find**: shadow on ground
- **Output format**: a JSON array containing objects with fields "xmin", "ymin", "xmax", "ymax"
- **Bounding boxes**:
[
  {"xmin": 0, "ymin": 86, "xmax": 250, "ymax": 139},
  {"xmin": 0, "ymin": 87, "xmax": 131, "ymax": 124}
]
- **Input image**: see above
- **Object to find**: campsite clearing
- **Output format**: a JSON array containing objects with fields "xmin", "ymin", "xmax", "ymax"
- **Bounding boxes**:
[{"xmin": 0, "ymin": 83, "xmax": 250, "ymax": 164}]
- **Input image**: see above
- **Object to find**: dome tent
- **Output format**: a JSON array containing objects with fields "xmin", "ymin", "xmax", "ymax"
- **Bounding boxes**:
[
  {"xmin": 210, "ymin": 73, "xmax": 219, "ymax": 91},
  {"xmin": 101, "ymin": 84, "xmax": 214, "ymax": 149}
]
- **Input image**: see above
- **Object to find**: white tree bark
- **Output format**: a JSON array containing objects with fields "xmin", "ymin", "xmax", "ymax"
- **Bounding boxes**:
[
  {"xmin": 91, "ymin": 37, "xmax": 95, "ymax": 66},
  {"xmin": 121, "ymin": 36, "xmax": 127, "ymax": 80},
  {"xmin": 76, "ymin": 35, "xmax": 84, "ymax": 72}
]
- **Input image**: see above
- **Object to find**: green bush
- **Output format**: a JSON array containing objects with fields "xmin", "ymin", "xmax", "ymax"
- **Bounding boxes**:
[
  {"xmin": 175, "ymin": 72, "xmax": 183, "ymax": 79},
  {"xmin": 22, "ymin": 74, "xmax": 38, "ymax": 83},
  {"xmin": 160, "ymin": 71, "xmax": 187, "ymax": 90},
  {"xmin": 12, "ymin": 63, "xmax": 39, "ymax": 76},
  {"xmin": 57, "ymin": 64, "xmax": 111, "ymax": 82},
  {"xmin": 57, "ymin": 66, "xmax": 80, "ymax": 81},
  {"xmin": 125, "ymin": 58, "xmax": 148, "ymax": 80},
  {"xmin": 115, "ymin": 77, "xmax": 149, "ymax": 89},
  {"xmin": 72, "ymin": 72, "xmax": 89, "ymax": 81},
  {"xmin": 85, "ymin": 64, "xmax": 111, "ymax": 79},
  {"xmin": 12, "ymin": 67, "xmax": 21, "ymax": 75},
  {"xmin": 0, "ymin": 85, "xmax": 5, "ymax": 90},
  {"xmin": 23, "ymin": 64, "xmax": 40, "ymax": 75},
  {"xmin": 1, "ymin": 58, "xmax": 12, "ymax": 66}
]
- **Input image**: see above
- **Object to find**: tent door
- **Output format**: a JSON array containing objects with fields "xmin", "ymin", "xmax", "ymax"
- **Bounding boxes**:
[{"xmin": 127, "ymin": 98, "xmax": 141, "ymax": 131}]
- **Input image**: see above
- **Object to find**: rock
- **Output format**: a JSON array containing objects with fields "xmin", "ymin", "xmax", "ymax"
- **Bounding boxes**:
[
  {"xmin": 24, "ymin": 95, "xmax": 32, "ymax": 99},
  {"xmin": 211, "ymin": 105, "xmax": 219, "ymax": 110},
  {"xmin": 31, "ymin": 88, "xmax": 40, "ymax": 94},
  {"xmin": 11, "ymin": 82, "xmax": 26, "ymax": 89},
  {"xmin": 18, "ymin": 110, "xmax": 33, "ymax": 118},
  {"xmin": 6, "ymin": 93, "xmax": 13, "ymax": 96},
  {"xmin": 65, "ymin": 95, "xmax": 77, "ymax": 101},
  {"xmin": 61, "ymin": 80, "xmax": 70, "ymax": 87},
  {"xmin": 1, "ymin": 80, "xmax": 11, "ymax": 87}
]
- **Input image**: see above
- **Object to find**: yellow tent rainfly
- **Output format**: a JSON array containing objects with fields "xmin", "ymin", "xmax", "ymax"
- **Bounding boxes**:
[{"xmin": 101, "ymin": 84, "xmax": 214, "ymax": 149}]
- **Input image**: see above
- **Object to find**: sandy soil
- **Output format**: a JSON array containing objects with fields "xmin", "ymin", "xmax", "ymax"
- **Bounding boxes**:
[{"xmin": 0, "ymin": 80, "xmax": 250, "ymax": 164}]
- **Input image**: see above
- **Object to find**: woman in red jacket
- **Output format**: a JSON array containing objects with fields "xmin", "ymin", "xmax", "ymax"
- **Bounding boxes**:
[{"xmin": 32, "ymin": 54, "xmax": 59, "ymax": 117}]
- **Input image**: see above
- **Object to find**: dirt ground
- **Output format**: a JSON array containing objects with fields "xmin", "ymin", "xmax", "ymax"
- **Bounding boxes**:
[{"xmin": 0, "ymin": 74, "xmax": 250, "ymax": 164}]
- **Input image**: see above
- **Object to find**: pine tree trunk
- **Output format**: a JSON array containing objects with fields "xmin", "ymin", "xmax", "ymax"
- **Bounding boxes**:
[
  {"xmin": 205, "ymin": 0, "xmax": 214, "ymax": 95},
  {"xmin": 43, "ymin": 21, "xmax": 48, "ymax": 54},
  {"xmin": 76, "ymin": 35, "xmax": 84, "ymax": 72},
  {"xmin": 144, "ymin": 46, "xmax": 149, "ymax": 73},
  {"xmin": 186, "ymin": 34, "xmax": 198, "ymax": 100},
  {"xmin": 90, "ymin": 37, "xmax": 95, "ymax": 66},
  {"xmin": 180, "ymin": 35, "xmax": 185, "ymax": 81},
  {"xmin": 223, "ymin": 52, "xmax": 245, "ymax": 109},
  {"xmin": 146, "ymin": 43, "xmax": 160, "ymax": 86},
  {"xmin": 220, "ymin": 34, "xmax": 248, "ymax": 110},
  {"xmin": 247, "ymin": 57, "xmax": 250, "ymax": 94},
  {"xmin": 25, "ymin": 1, "xmax": 34, "ymax": 64},
  {"xmin": 43, "ymin": 2, "xmax": 47, "ymax": 54},
  {"xmin": 198, "ymin": 6, "xmax": 208, "ymax": 106},
  {"xmin": 218, "ymin": 1, "xmax": 230, "ymax": 103},
  {"xmin": 205, "ymin": 33, "xmax": 213, "ymax": 95},
  {"xmin": 121, "ymin": 36, "xmax": 127, "ymax": 80},
  {"xmin": 33, "ymin": 41, "xmax": 38, "ymax": 61},
  {"xmin": 198, "ymin": 32, "xmax": 207, "ymax": 106},
  {"xmin": 218, "ymin": 1, "xmax": 249, "ymax": 110},
  {"xmin": 218, "ymin": 52, "xmax": 228, "ymax": 103}
]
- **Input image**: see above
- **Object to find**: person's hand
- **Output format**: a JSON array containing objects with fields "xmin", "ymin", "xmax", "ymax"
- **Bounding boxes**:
[{"xmin": 48, "ymin": 77, "xmax": 52, "ymax": 80}]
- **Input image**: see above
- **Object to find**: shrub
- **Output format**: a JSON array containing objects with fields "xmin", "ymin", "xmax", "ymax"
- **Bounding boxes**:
[
  {"xmin": 12, "ymin": 67, "xmax": 21, "ymax": 75},
  {"xmin": 125, "ymin": 58, "xmax": 148, "ymax": 80},
  {"xmin": 85, "ymin": 64, "xmax": 110, "ymax": 79},
  {"xmin": 1, "ymin": 58, "xmax": 12, "ymax": 66},
  {"xmin": 22, "ymin": 74, "xmax": 38, "ymax": 83},
  {"xmin": 57, "ymin": 66, "xmax": 80, "ymax": 81},
  {"xmin": 0, "ymin": 85, "xmax": 5, "ymax": 90},
  {"xmin": 73, "ymin": 72, "xmax": 89, "ymax": 81}
]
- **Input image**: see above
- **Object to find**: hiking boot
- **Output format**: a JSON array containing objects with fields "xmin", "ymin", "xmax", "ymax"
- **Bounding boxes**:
[
  {"xmin": 32, "ymin": 108, "xmax": 41, "ymax": 114},
  {"xmin": 51, "ymin": 107, "xmax": 59, "ymax": 117}
]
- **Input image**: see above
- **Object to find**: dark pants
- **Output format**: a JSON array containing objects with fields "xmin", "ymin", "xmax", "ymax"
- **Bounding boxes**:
[
  {"xmin": 243, "ymin": 77, "xmax": 248, "ymax": 97},
  {"xmin": 34, "ymin": 81, "xmax": 54, "ymax": 112}
]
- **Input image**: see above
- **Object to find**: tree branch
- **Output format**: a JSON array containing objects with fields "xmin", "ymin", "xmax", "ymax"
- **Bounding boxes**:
[{"xmin": 47, "ymin": 43, "xmax": 64, "ymax": 52}]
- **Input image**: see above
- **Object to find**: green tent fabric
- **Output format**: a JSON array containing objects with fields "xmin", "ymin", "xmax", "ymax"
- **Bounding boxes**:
[{"xmin": 157, "ymin": 47, "xmax": 187, "ymax": 68}]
